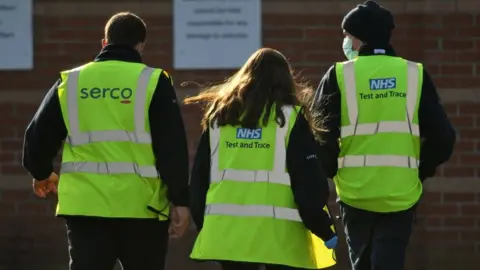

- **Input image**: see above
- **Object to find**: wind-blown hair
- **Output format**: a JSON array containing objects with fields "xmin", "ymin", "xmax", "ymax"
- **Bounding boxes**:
[{"xmin": 183, "ymin": 48, "xmax": 326, "ymax": 140}]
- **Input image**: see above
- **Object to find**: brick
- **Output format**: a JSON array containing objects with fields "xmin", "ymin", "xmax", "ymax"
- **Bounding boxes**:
[
  {"xmin": 461, "ymin": 230, "xmax": 480, "ymax": 241},
  {"xmin": 442, "ymin": 14, "xmax": 475, "ymax": 26},
  {"xmin": 1, "ymin": 190, "xmax": 35, "ymax": 202},
  {"xmin": 292, "ymin": 52, "xmax": 311, "ymax": 63},
  {"xmin": 422, "ymin": 192, "xmax": 442, "ymax": 203},
  {"xmin": 459, "ymin": 154, "xmax": 480, "ymax": 165},
  {"xmin": 456, "ymin": 141, "xmax": 475, "ymax": 152},
  {"xmin": 458, "ymin": 27, "xmax": 480, "ymax": 36},
  {"xmin": 444, "ymin": 217, "xmax": 476, "ymax": 227},
  {"xmin": 404, "ymin": 27, "xmax": 449, "ymax": 39},
  {"xmin": 431, "ymin": 77, "xmax": 453, "ymax": 88},
  {"xmin": 423, "ymin": 51, "xmax": 458, "ymax": 62},
  {"xmin": 426, "ymin": 217, "xmax": 443, "ymax": 227},
  {"xmin": 305, "ymin": 28, "xmax": 341, "ymax": 39},
  {"xmin": 395, "ymin": 14, "xmax": 442, "ymax": 27},
  {"xmin": 264, "ymin": 29, "xmax": 305, "ymax": 39},
  {"xmin": 0, "ymin": 165, "xmax": 25, "ymax": 175},
  {"xmin": 450, "ymin": 116, "xmax": 475, "ymax": 127},
  {"xmin": 0, "ymin": 140, "xmax": 23, "ymax": 152},
  {"xmin": 428, "ymin": 243, "xmax": 476, "ymax": 255},
  {"xmin": 441, "ymin": 64, "xmax": 474, "ymax": 76},
  {"xmin": 443, "ymin": 39, "xmax": 475, "ymax": 50},
  {"xmin": 443, "ymin": 104, "xmax": 458, "ymax": 115},
  {"xmin": 0, "ymin": 202, "xmax": 15, "ymax": 215},
  {"xmin": 0, "ymin": 103, "xmax": 15, "ymax": 117},
  {"xmin": 426, "ymin": 230, "xmax": 460, "ymax": 242},
  {"xmin": 445, "ymin": 155, "xmax": 459, "ymax": 166},
  {"xmin": 426, "ymin": 204, "xmax": 459, "ymax": 216},
  {"xmin": 443, "ymin": 193, "xmax": 476, "ymax": 203},
  {"xmin": 423, "ymin": 63, "xmax": 440, "ymax": 75},
  {"xmin": 454, "ymin": 77, "xmax": 480, "ymax": 88},
  {"xmin": 16, "ymin": 202, "xmax": 49, "ymax": 216},
  {"xmin": 0, "ymin": 127, "xmax": 16, "ymax": 139},
  {"xmin": 443, "ymin": 167, "xmax": 475, "ymax": 177},
  {"xmin": 58, "ymin": 17, "xmax": 105, "ymax": 29},
  {"xmin": 459, "ymin": 129, "xmax": 480, "ymax": 140},
  {"xmin": 304, "ymin": 51, "xmax": 344, "ymax": 62},
  {"xmin": 291, "ymin": 40, "xmax": 338, "ymax": 52},
  {"xmin": 0, "ymin": 153, "xmax": 15, "ymax": 164},
  {"xmin": 394, "ymin": 39, "xmax": 440, "ymax": 50},
  {"xmin": 458, "ymin": 52, "xmax": 480, "ymax": 61},
  {"xmin": 461, "ymin": 205, "xmax": 480, "ymax": 216},
  {"xmin": 14, "ymin": 104, "xmax": 39, "ymax": 117},
  {"xmin": 264, "ymin": 15, "xmax": 335, "ymax": 27}
]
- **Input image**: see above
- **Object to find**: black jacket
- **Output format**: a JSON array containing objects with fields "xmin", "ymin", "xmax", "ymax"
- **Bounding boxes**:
[
  {"xmin": 312, "ymin": 44, "xmax": 456, "ymax": 182},
  {"xmin": 189, "ymin": 111, "xmax": 336, "ymax": 242},
  {"xmin": 22, "ymin": 45, "xmax": 190, "ymax": 206}
]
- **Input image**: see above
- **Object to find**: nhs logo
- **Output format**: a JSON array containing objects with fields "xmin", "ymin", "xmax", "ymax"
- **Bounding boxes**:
[
  {"xmin": 369, "ymin": 78, "xmax": 396, "ymax": 90},
  {"xmin": 236, "ymin": 128, "xmax": 262, "ymax": 139}
]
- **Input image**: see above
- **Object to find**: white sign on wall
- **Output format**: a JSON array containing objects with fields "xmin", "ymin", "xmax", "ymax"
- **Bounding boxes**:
[
  {"xmin": 173, "ymin": 0, "xmax": 261, "ymax": 70},
  {"xmin": 0, "ymin": 0, "xmax": 33, "ymax": 70}
]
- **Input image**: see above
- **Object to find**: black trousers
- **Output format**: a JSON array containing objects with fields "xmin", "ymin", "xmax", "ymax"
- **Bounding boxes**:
[
  {"xmin": 65, "ymin": 216, "xmax": 169, "ymax": 270},
  {"xmin": 220, "ymin": 261, "xmax": 308, "ymax": 270},
  {"xmin": 340, "ymin": 203, "xmax": 414, "ymax": 270}
]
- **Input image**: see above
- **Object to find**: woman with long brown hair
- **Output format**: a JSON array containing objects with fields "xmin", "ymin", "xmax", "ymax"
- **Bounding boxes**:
[{"xmin": 185, "ymin": 48, "xmax": 337, "ymax": 270}]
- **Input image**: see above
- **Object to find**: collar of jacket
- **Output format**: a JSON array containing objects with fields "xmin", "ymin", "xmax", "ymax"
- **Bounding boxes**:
[
  {"xmin": 94, "ymin": 44, "xmax": 143, "ymax": 63},
  {"xmin": 358, "ymin": 44, "xmax": 397, "ymax": 57}
]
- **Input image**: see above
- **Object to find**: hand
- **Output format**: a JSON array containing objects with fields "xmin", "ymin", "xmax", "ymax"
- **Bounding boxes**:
[
  {"xmin": 32, "ymin": 173, "xmax": 59, "ymax": 198},
  {"xmin": 168, "ymin": 206, "xmax": 190, "ymax": 239},
  {"xmin": 324, "ymin": 236, "xmax": 338, "ymax": 249}
]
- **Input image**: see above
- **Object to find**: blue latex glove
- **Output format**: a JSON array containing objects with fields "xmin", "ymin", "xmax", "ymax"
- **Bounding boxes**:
[{"xmin": 324, "ymin": 236, "xmax": 338, "ymax": 249}]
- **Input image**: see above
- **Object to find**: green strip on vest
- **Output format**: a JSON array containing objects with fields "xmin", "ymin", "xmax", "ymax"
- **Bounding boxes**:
[
  {"xmin": 334, "ymin": 56, "xmax": 423, "ymax": 212},
  {"xmin": 57, "ymin": 61, "xmax": 169, "ymax": 219},
  {"xmin": 191, "ymin": 106, "xmax": 337, "ymax": 269}
]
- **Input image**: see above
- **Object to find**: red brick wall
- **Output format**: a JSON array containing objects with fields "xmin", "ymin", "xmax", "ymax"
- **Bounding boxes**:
[{"xmin": 0, "ymin": 1, "xmax": 479, "ymax": 269}]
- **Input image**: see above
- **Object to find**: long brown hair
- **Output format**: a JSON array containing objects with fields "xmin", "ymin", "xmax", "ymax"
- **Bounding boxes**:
[{"xmin": 183, "ymin": 48, "xmax": 325, "ymax": 139}]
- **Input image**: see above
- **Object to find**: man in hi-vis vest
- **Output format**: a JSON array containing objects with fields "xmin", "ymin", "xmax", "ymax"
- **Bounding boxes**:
[
  {"xmin": 22, "ymin": 12, "xmax": 190, "ymax": 270},
  {"xmin": 310, "ymin": 1, "xmax": 456, "ymax": 270}
]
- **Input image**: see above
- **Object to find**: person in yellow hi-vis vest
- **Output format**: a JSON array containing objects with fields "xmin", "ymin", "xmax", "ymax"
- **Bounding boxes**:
[
  {"xmin": 184, "ymin": 48, "xmax": 337, "ymax": 270},
  {"xmin": 309, "ymin": 1, "xmax": 456, "ymax": 270},
  {"xmin": 22, "ymin": 12, "xmax": 190, "ymax": 270}
]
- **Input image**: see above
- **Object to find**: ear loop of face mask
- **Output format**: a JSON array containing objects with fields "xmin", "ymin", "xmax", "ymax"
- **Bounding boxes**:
[{"xmin": 342, "ymin": 36, "xmax": 359, "ymax": 60}]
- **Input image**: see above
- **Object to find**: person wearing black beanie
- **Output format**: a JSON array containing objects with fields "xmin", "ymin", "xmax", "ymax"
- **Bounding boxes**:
[
  {"xmin": 309, "ymin": 1, "xmax": 456, "ymax": 270},
  {"xmin": 342, "ymin": 0, "xmax": 395, "ymax": 53}
]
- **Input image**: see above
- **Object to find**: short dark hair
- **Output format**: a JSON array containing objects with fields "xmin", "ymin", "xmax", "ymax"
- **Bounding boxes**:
[{"xmin": 104, "ymin": 12, "xmax": 147, "ymax": 47}]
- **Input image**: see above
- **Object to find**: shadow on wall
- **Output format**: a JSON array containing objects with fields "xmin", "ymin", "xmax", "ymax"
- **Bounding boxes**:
[
  {"xmin": 0, "ymin": 224, "xmax": 35, "ymax": 269},
  {"xmin": 0, "ymin": 223, "xmax": 349, "ymax": 270},
  {"xmin": 0, "ymin": 193, "xmax": 428, "ymax": 270}
]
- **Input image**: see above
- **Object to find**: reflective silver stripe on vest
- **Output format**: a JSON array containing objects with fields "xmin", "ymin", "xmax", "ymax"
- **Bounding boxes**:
[
  {"xmin": 341, "ymin": 60, "xmax": 420, "ymax": 138},
  {"xmin": 338, "ymin": 155, "xmax": 419, "ymax": 169},
  {"xmin": 65, "ymin": 67, "xmax": 155, "ymax": 146},
  {"xmin": 209, "ymin": 106, "xmax": 294, "ymax": 186},
  {"xmin": 60, "ymin": 161, "xmax": 159, "ymax": 178},
  {"xmin": 61, "ymin": 66, "xmax": 159, "ymax": 177},
  {"xmin": 205, "ymin": 203, "xmax": 301, "ymax": 222}
]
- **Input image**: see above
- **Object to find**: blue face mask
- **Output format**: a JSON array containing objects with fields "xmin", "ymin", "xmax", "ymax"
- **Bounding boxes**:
[{"xmin": 342, "ymin": 36, "xmax": 358, "ymax": 60}]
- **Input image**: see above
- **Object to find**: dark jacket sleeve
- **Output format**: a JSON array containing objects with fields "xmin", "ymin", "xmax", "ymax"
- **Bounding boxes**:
[
  {"xmin": 287, "ymin": 112, "xmax": 336, "ymax": 242},
  {"xmin": 189, "ymin": 130, "xmax": 211, "ymax": 231},
  {"xmin": 311, "ymin": 65, "xmax": 341, "ymax": 178},
  {"xmin": 23, "ymin": 79, "xmax": 67, "ymax": 181},
  {"xmin": 418, "ymin": 70, "xmax": 456, "ymax": 181},
  {"xmin": 149, "ymin": 71, "xmax": 190, "ymax": 206}
]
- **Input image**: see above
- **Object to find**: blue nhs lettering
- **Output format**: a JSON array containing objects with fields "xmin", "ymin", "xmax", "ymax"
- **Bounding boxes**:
[
  {"xmin": 236, "ymin": 128, "xmax": 262, "ymax": 139},
  {"xmin": 79, "ymin": 87, "xmax": 133, "ymax": 100},
  {"xmin": 369, "ymin": 78, "xmax": 396, "ymax": 90}
]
